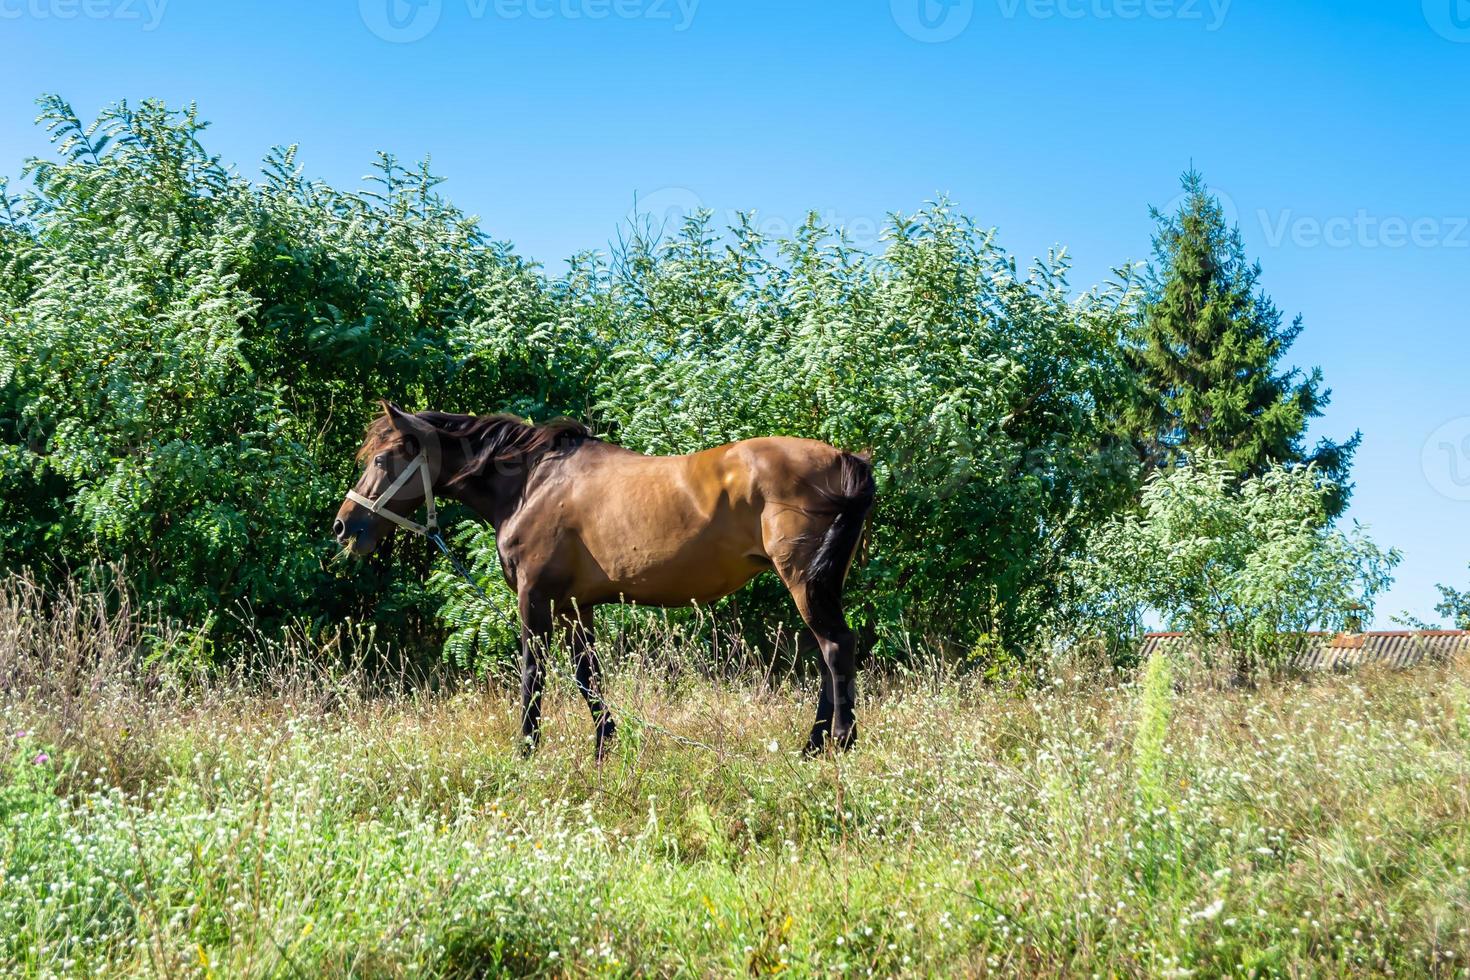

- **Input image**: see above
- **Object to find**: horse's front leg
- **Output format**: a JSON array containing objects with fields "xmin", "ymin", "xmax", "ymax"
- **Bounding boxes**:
[
  {"xmin": 562, "ymin": 605, "xmax": 616, "ymax": 760},
  {"xmin": 518, "ymin": 593, "xmax": 554, "ymax": 754}
]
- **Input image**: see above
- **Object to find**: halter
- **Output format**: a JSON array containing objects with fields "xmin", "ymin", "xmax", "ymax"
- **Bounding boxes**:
[
  {"xmin": 344, "ymin": 445, "xmax": 512, "ymax": 630},
  {"xmin": 345, "ymin": 449, "xmax": 439, "ymax": 537}
]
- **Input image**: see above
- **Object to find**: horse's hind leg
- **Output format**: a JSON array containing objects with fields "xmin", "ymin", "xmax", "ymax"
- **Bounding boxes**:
[
  {"xmin": 561, "ymin": 605, "xmax": 616, "ymax": 759},
  {"xmin": 766, "ymin": 455, "xmax": 873, "ymax": 755},
  {"xmin": 784, "ymin": 579, "xmax": 859, "ymax": 755},
  {"xmin": 767, "ymin": 522, "xmax": 860, "ymax": 754}
]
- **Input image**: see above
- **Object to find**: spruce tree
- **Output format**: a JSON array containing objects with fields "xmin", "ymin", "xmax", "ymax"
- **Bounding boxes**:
[{"xmin": 1128, "ymin": 169, "xmax": 1358, "ymax": 514}]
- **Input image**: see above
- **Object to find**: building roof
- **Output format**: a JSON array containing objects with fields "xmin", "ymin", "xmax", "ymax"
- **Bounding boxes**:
[{"xmin": 1139, "ymin": 631, "xmax": 1470, "ymax": 671}]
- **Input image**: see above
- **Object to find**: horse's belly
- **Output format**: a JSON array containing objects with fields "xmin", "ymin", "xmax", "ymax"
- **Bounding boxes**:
[
  {"xmin": 562, "ymin": 448, "xmax": 768, "ymax": 607},
  {"xmin": 585, "ymin": 536, "xmax": 767, "ymax": 607}
]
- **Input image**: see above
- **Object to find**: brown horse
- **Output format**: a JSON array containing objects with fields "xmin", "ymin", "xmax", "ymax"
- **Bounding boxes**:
[{"xmin": 334, "ymin": 403, "xmax": 875, "ymax": 758}]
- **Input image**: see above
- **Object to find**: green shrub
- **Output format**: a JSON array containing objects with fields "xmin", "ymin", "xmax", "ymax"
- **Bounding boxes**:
[
  {"xmin": 1433, "ymin": 567, "xmax": 1470, "ymax": 629},
  {"xmin": 556, "ymin": 207, "xmax": 1141, "ymax": 658},
  {"xmin": 4, "ymin": 95, "xmax": 1395, "ymax": 671},
  {"xmin": 1067, "ymin": 456, "xmax": 1400, "ymax": 673},
  {"xmin": 0, "ymin": 96, "xmax": 591, "ymax": 648}
]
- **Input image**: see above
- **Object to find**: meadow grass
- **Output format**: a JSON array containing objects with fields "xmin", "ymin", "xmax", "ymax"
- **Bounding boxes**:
[{"xmin": 2, "ymin": 578, "xmax": 1468, "ymax": 977}]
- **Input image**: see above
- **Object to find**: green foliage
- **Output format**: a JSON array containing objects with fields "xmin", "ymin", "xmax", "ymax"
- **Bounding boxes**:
[
  {"xmin": 1434, "ymin": 568, "xmax": 1470, "ymax": 629},
  {"xmin": 1129, "ymin": 170, "xmax": 1357, "ymax": 515},
  {"xmin": 0, "ymin": 98, "xmax": 322, "ymax": 624},
  {"xmin": 563, "ymin": 206, "xmax": 1141, "ymax": 655},
  {"xmin": 0, "ymin": 96, "xmax": 588, "ymax": 644},
  {"xmin": 427, "ymin": 521, "xmax": 520, "ymax": 673},
  {"xmin": 1070, "ymin": 457, "xmax": 1400, "ymax": 673},
  {"xmin": 3, "ymin": 97, "xmax": 1395, "ymax": 669}
]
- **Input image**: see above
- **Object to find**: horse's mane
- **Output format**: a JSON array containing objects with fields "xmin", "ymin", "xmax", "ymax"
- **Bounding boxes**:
[{"xmin": 357, "ymin": 410, "xmax": 596, "ymax": 488}]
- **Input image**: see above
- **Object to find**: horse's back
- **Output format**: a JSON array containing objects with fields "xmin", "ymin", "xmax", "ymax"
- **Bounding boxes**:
[
  {"xmin": 527, "ymin": 436, "xmax": 859, "ymax": 607},
  {"xmin": 573, "ymin": 435, "xmax": 849, "ymax": 510},
  {"xmin": 723, "ymin": 436, "xmax": 856, "ymax": 500}
]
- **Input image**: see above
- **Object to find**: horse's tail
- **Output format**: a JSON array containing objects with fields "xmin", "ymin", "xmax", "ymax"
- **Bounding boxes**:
[{"xmin": 806, "ymin": 451, "xmax": 876, "ymax": 591}]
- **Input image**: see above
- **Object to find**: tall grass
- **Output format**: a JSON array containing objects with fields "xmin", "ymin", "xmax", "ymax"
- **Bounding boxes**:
[
  {"xmin": 1133, "ymin": 649, "xmax": 1175, "ymax": 811},
  {"xmin": 2, "ymin": 572, "xmax": 1468, "ymax": 976}
]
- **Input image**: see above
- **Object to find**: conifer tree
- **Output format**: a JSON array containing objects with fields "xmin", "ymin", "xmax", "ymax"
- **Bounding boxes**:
[{"xmin": 1129, "ymin": 170, "xmax": 1357, "ymax": 514}]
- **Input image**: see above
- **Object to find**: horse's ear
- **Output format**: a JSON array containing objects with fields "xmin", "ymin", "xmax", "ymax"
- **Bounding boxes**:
[{"xmin": 381, "ymin": 401, "xmax": 412, "ymax": 433}]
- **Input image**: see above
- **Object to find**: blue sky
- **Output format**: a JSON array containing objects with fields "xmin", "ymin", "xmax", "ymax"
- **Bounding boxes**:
[{"xmin": 2, "ymin": 0, "xmax": 1466, "ymax": 625}]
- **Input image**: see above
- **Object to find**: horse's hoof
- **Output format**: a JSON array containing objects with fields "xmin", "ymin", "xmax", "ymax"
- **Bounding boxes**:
[
  {"xmin": 518, "ymin": 735, "xmax": 539, "ymax": 759},
  {"xmin": 803, "ymin": 721, "xmax": 857, "ymax": 758},
  {"xmin": 832, "ymin": 724, "xmax": 858, "ymax": 752},
  {"xmin": 594, "ymin": 723, "xmax": 617, "ymax": 762}
]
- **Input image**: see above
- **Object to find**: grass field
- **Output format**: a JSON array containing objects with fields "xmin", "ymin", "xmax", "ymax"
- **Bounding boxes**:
[{"xmin": 3, "ymin": 580, "xmax": 1469, "ymax": 977}]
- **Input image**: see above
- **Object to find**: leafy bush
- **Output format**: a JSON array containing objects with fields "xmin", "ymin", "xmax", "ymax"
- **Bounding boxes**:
[
  {"xmin": 0, "ymin": 99, "xmax": 322, "ymax": 625},
  {"xmin": 1067, "ymin": 457, "xmax": 1400, "ymax": 673},
  {"xmin": 0, "ymin": 96, "xmax": 589, "ymax": 644},
  {"xmin": 428, "ymin": 522, "xmax": 521, "ymax": 672},
  {"xmin": 1434, "ymin": 568, "xmax": 1470, "ymax": 629},
  {"xmin": 554, "ymin": 207, "xmax": 1141, "ymax": 658},
  {"xmin": 3, "ymin": 95, "xmax": 1398, "ymax": 670}
]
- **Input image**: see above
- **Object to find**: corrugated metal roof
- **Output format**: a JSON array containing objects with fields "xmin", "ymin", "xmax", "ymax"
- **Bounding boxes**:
[{"xmin": 1138, "ymin": 631, "xmax": 1470, "ymax": 671}]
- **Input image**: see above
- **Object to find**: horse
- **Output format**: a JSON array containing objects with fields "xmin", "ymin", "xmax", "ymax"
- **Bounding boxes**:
[{"xmin": 334, "ymin": 402, "xmax": 875, "ymax": 759}]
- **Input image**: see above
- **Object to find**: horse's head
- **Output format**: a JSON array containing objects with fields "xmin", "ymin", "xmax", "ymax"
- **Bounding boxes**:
[{"xmin": 334, "ymin": 402, "xmax": 441, "ymax": 556}]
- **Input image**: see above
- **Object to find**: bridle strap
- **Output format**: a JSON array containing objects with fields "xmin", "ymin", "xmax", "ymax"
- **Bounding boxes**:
[
  {"xmin": 346, "ymin": 450, "xmax": 438, "ymax": 537},
  {"xmin": 345, "ymin": 448, "xmax": 520, "ymax": 631}
]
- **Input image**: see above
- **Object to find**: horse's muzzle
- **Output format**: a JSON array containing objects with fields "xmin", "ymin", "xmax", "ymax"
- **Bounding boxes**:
[{"xmin": 333, "ymin": 515, "xmax": 379, "ymax": 555}]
